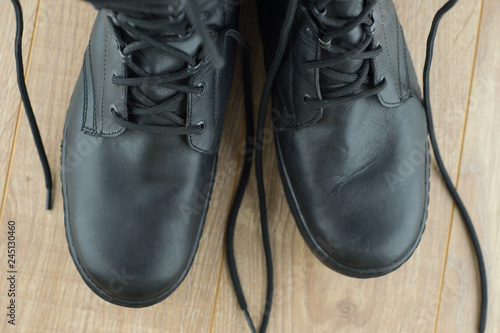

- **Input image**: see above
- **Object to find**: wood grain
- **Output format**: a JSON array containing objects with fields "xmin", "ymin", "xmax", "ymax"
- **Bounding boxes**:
[
  {"xmin": 0, "ymin": 0, "xmax": 39, "ymax": 215},
  {"xmin": 436, "ymin": 1, "xmax": 498, "ymax": 332},
  {"xmin": 0, "ymin": 0, "xmax": 244, "ymax": 332},
  {"xmin": 212, "ymin": 0, "xmax": 484, "ymax": 332},
  {"xmin": 0, "ymin": 0, "xmax": 497, "ymax": 332}
]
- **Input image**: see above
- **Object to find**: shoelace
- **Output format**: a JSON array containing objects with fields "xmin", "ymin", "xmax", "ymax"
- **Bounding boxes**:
[
  {"xmin": 10, "ymin": 0, "xmax": 263, "ymax": 325},
  {"xmin": 10, "ymin": 0, "xmax": 487, "ymax": 332},
  {"xmin": 303, "ymin": 0, "xmax": 387, "ymax": 108},
  {"xmin": 424, "ymin": 1, "xmax": 487, "ymax": 331},
  {"xmin": 9, "ymin": 0, "xmax": 251, "ymax": 199},
  {"xmin": 11, "ymin": 0, "xmax": 256, "ymax": 325},
  {"xmin": 10, "ymin": 0, "xmax": 53, "ymax": 210},
  {"xmin": 227, "ymin": 0, "xmax": 488, "ymax": 332},
  {"xmin": 107, "ymin": 1, "xmax": 228, "ymax": 134}
]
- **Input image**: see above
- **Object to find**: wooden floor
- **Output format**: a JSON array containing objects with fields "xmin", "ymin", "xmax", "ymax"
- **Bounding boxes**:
[{"xmin": 0, "ymin": 0, "xmax": 498, "ymax": 332}]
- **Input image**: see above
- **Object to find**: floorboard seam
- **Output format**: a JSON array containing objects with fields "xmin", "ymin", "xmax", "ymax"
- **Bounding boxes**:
[{"xmin": 433, "ymin": 0, "xmax": 486, "ymax": 331}]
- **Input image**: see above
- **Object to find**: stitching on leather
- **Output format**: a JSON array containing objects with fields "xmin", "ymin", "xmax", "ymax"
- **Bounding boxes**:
[
  {"xmin": 401, "ymin": 26, "xmax": 413, "ymax": 99},
  {"xmin": 89, "ymin": 44, "xmax": 97, "ymax": 133},
  {"xmin": 288, "ymin": 46, "xmax": 295, "ymax": 126},
  {"xmin": 188, "ymin": 79, "xmax": 210, "ymax": 153},
  {"xmin": 99, "ymin": 25, "xmax": 108, "ymax": 136},
  {"xmin": 395, "ymin": 19, "xmax": 403, "ymax": 99},
  {"xmin": 378, "ymin": 1, "xmax": 401, "ymax": 106},
  {"xmin": 191, "ymin": 70, "xmax": 213, "ymax": 154},
  {"xmin": 295, "ymin": 37, "xmax": 323, "ymax": 129},
  {"xmin": 101, "ymin": 24, "xmax": 124, "ymax": 136},
  {"xmin": 213, "ymin": 68, "xmax": 221, "ymax": 151},
  {"xmin": 90, "ymin": 43, "xmax": 97, "ymax": 133},
  {"xmin": 295, "ymin": 47, "xmax": 323, "ymax": 129},
  {"xmin": 275, "ymin": 30, "xmax": 323, "ymax": 130},
  {"xmin": 223, "ymin": 0, "xmax": 228, "ymax": 25},
  {"xmin": 83, "ymin": 43, "xmax": 98, "ymax": 134},
  {"xmin": 81, "ymin": 48, "xmax": 90, "ymax": 133}
]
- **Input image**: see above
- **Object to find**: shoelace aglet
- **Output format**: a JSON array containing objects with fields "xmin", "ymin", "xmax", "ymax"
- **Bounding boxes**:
[{"xmin": 45, "ymin": 187, "xmax": 52, "ymax": 210}]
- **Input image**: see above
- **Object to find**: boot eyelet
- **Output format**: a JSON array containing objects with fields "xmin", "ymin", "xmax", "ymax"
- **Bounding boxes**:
[
  {"xmin": 188, "ymin": 61, "xmax": 203, "ymax": 74},
  {"xmin": 196, "ymin": 82, "xmax": 206, "ymax": 96},
  {"xmin": 303, "ymin": 94, "xmax": 311, "ymax": 104},
  {"xmin": 117, "ymin": 48, "xmax": 132, "ymax": 63},
  {"xmin": 197, "ymin": 121, "xmax": 206, "ymax": 134},
  {"xmin": 364, "ymin": 22, "xmax": 376, "ymax": 35},
  {"xmin": 178, "ymin": 27, "xmax": 193, "ymax": 40},
  {"xmin": 313, "ymin": 6, "xmax": 327, "ymax": 17},
  {"xmin": 110, "ymin": 104, "xmax": 118, "ymax": 114},
  {"xmin": 113, "ymin": 37, "xmax": 121, "ymax": 50},
  {"xmin": 379, "ymin": 74, "xmax": 387, "ymax": 84},
  {"xmin": 319, "ymin": 38, "xmax": 332, "ymax": 49}
]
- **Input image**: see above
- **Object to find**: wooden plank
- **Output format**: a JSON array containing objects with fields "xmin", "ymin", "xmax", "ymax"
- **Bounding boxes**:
[
  {"xmin": 0, "ymin": 0, "xmax": 245, "ymax": 331},
  {"xmin": 0, "ymin": 0, "xmax": 39, "ymax": 215},
  {"xmin": 436, "ymin": 1, "xmax": 499, "ymax": 332},
  {"xmin": 211, "ymin": 0, "xmax": 483, "ymax": 332}
]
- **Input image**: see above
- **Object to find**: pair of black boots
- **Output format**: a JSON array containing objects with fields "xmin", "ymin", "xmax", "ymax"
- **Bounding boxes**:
[
  {"xmin": 10, "ymin": 0, "xmax": 487, "ymax": 331},
  {"xmin": 63, "ymin": 0, "xmax": 426, "ymax": 302}
]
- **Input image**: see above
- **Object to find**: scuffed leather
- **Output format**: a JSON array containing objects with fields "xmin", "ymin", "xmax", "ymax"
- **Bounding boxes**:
[
  {"xmin": 258, "ymin": 0, "xmax": 429, "ymax": 276},
  {"xmin": 62, "ymin": 2, "xmax": 238, "ymax": 305}
]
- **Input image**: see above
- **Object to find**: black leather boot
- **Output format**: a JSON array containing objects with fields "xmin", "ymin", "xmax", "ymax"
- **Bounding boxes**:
[
  {"xmin": 61, "ymin": 0, "xmax": 242, "ymax": 307},
  {"xmin": 256, "ymin": 0, "xmax": 429, "ymax": 278}
]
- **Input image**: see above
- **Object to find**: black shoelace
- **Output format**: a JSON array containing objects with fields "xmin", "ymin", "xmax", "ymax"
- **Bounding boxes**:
[
  {"xmin": 10, "ymin": 0, "xmax": 487, "ymax": 332},
  {"xmin": 424, "ymin": 1, "xmax": 487, "ymax": 331},
  {"xmin": 227, "ymin": 0, "xmax": 487, "ymax": 332},
  {"xmin": 10, "ymin": 0, "xmax": 53, "ymax": 210},
  {"xmin": 303, "ymin": 0, "xmax": 387, "ymax": 108},
  {"xmin": 107, "ymin": 2, "xmax": 226, "ymax": 134}
]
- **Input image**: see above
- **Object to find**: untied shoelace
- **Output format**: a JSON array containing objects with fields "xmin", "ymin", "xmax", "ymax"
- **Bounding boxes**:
[{"xmin": 9, "ymin": 0, "xmax": 487, "ymax": 332}]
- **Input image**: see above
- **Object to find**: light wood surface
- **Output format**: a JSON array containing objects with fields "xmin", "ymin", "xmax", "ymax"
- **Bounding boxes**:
[{"xmin": 0, "ymin": 0, "xmax": 496, "ymax": 332}]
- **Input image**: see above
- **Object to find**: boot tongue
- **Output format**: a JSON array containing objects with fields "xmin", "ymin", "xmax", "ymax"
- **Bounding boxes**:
[
  {"xmin": 325, "ymin": 0, "xmax": 364, "ymax": 20},
  {"xmin": 314, "ymin": 0, "xmax": 367, "ymax": 97}
]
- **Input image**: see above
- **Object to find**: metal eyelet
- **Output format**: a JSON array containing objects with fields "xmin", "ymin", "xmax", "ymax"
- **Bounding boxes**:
[
  {"xmin": 364, "ymin": 22, "xmax": 377, "ymax": 35},
  {"xmin": 313, "ymin": 5, "xmax": 327, "ymax": 17},
  {"xmin": 110, "ymin": 104, "xmax": 118, "ymax": 115},
  {"xmin": 178, "ymin": 27, "xmax": 193, "ymax": 40},
  {"xmin": 379, "ymin": 74, "xmax": 387, "ymax": 84},
  {"xmin": 303, "ymin": 94, "xmax": 311, "ymax": 104},
  {"xmin": 197, "ymin": 121, "xmax": 206, "ymax": 134},
  {"xmin": 117, "ymin": 48, "xmax": 132, "ymax": 63},
  {"xmin": 196, "ymin": 82, "xmax": 206, "ymax": 96},
  {"xmin": 319, "ymin": 38, "xmax": 332, "ymax": 49},
  {"xmin": 108, "ymin": 12, "xmax": 120, "ymax": 26},
  {"xmin": 113, "ymin": 37, "xmax": 121, "ymax": 50},
  {"xmin": 188, "ymin": 61, "xmax": 203, "ymax": 74}
]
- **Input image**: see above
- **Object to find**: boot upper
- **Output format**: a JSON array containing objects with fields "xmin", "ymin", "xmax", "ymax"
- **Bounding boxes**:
[
  {"xmin": 62, "ymin": 1, "xmax": 239, "ymax": 305},
  {"xmin": 258, "ymin": 0, "xmax": 429, "ymax": 276}
]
